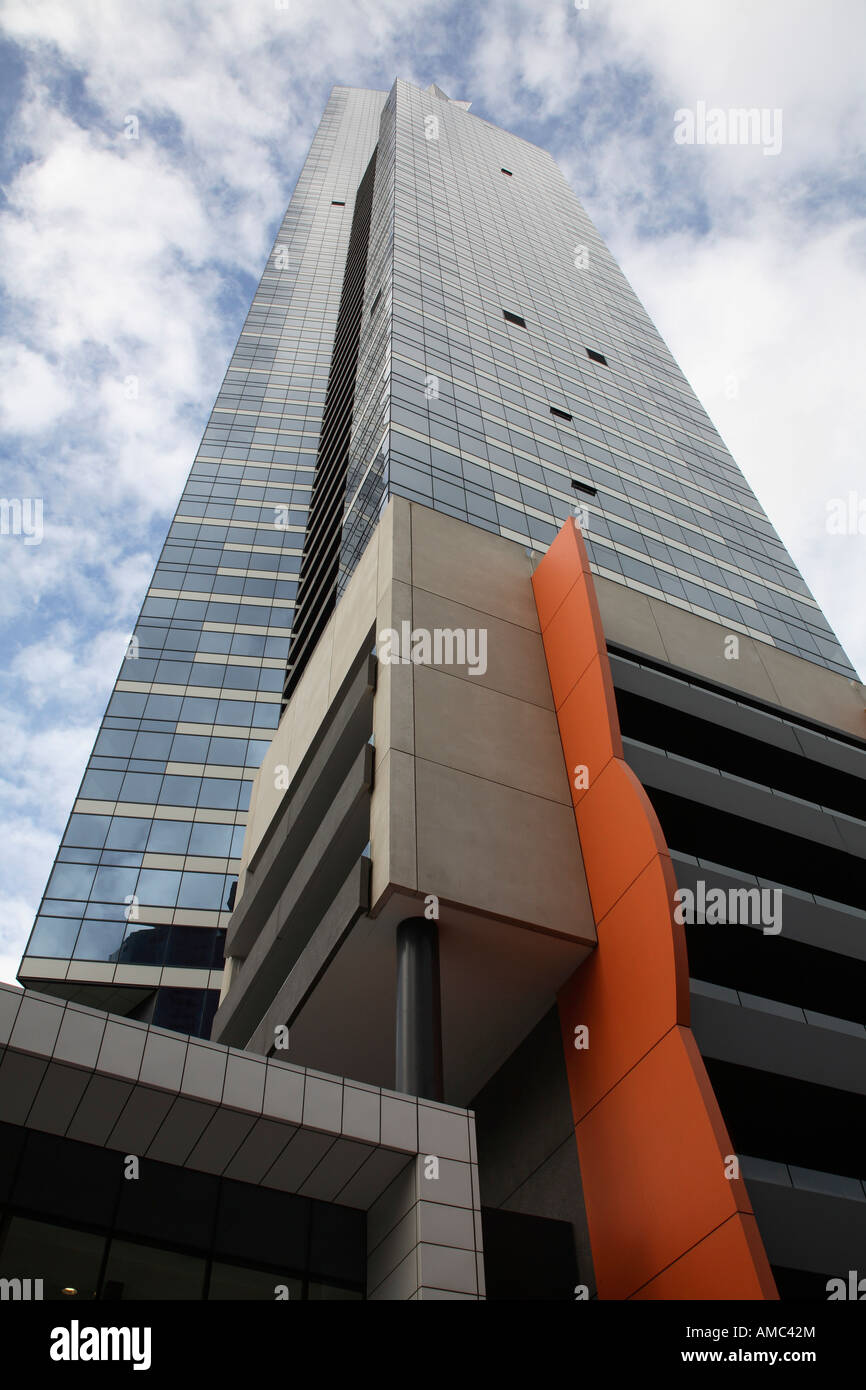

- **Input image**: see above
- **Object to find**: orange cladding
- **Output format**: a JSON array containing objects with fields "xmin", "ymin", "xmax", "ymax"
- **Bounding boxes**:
[{"xmin": 532, "ymin": 518, "xmax": 777, "ymax": 1300}]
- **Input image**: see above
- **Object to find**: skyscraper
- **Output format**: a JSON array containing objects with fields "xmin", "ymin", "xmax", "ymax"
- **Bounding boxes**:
[
  {"xmin": 18, "ymin": 87, "xmax": 389, "ymax": 1035},
  {"xmin": 14, "ymin": 80, "xmax": 865, "ymax": 1302}
]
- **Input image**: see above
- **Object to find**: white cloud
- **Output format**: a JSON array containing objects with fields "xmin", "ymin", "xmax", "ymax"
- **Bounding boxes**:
[
  {"xmin": 614, "ymin": 214, "xmax": 866, "ymax": 673},
  {"xmin": 0, "ymin": 716, "xmax": 98, "ymax": 985},
  {"xmin": 0, "ymin": 345, "xmax": 73, "ymax": 434},
  {"xmin": 470, "ymin": 0, "xmax": 866, "ymax": 676}
]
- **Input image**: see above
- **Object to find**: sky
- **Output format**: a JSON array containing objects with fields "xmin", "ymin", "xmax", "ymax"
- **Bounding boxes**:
[{"xmin": 1, "ymin": 0, "xmax": 864, "ymax": 987}]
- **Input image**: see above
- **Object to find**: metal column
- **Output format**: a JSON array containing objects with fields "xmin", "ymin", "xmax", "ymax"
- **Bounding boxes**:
[{"xmin": 395, "ymin": 916, "xmax": 443, "ymax": 1101}]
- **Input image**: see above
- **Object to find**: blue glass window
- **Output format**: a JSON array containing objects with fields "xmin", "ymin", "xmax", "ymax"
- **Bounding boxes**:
[
  {"xmin": 188, "ymin": 823, "xmax": 234, "ymax": 857},
  {"xmin": 28, "ymin": 916, "xmax": 81, "ymax": 958},
  {"xmin": 159, "ymin": 776, "xmax": 201, "ymax": 807},
  {"xmin": 120, "ymin": 772, "xmax": 163, "ymax": 803},
  {"xmin": 65, "ymin": 814, "xmax": 111, "ymax": 848},
  {"xmin": 91, "ymin": 866, "xmax": 140, "ymax": 902},
  {"xmin": 73, "ymin": 918, "xmax": 127, "ymax": 961},
  {"xmin": 136, "ymin": 869, "xmax": 182, "ymax": 907},
  {"xmin": 46, "ymin": 863, "xmax": 96, "ymax": 901},
  {"xmin": 197, "ymin": 779, "xmax": 241, "ymax": 810},
  {"xmin": 80, "ymin": 770, "xmax": 124, "ymax": 800},
  {"xmin": 105, "ymin": 818, "xmax": 152, "ymax": 851},
  {"xmin": 146, "ymin": 820, "xmax": 192, "ymax": 854}
]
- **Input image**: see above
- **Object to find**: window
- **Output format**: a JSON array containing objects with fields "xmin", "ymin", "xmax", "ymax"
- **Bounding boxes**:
[
  {"xmin": 550, "ymin": 406, "xmax": 573, "ymax": 422},
  {"xmin": 208, "ymin": 1262, "xmax": 303, "ymax": 1301},
  {"xmin": 72, "ymin": 918, "xmax": 127, "ymax": 962},
  {"xmin": 500, "ymin": 167, "xmax": 512, "ymax": 176},
  {"xmin": 177, "ymin": 871, "xmax": 229, "ymax": 910},
  {"xmin": 571, "ymin": 479, "xmax": 597, "ymax": 497},
  {"xmin": 502, "ymin": 309, "xmax": 526, "ymax": 328},
  {"xmin": 136, "ymin": 868, "xmax": 182, "ymax": 907},
  {"xmin": 46, "ymin": 863, "xmax": 96, "ymax": 901},
  {"xmin": 0, "ymin": 1217, "xmax": 104, "ymax": 1301},
  {"xmin": 331, "ymin": 200, "xmax": 345, "ymax": 206},
  {"xmin": 370, "ymin": 289, "xmax": 382, "ymax": 316},
  {"xmin": 146, "ymin": 819, "xmax": 192, "ymax": 854},
  {"xmin": 65, "ymin": 814, "xmax": 111, "ymax": 849},
  {"xmin": 586, "ymin": 347, "xmax": 608, "ymax": 366},
  {"xmin": 102, "ymin": 1240, "xmax": 205, "ymax": 1300},
  {"xmin": 28, "ymin": 916, "xmax": 81, "ymax": 958},
  {"xmin": 188, "ymin": 822, "xmax": 234, "ymax": 857}
]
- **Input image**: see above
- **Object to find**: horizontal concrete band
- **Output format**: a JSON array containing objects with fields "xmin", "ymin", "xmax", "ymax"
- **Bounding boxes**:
[
  {"xmin": 744, "ymin": 1173, "xmax": 866, "ymax": 1277},
  {"xmin": 609, "ymin": 647, "xmax": 866, "ymax": 765},
  {"xmin": 244, "ymin": 858, "xmax": 371, "ymax": 1057},
  {"xmin": 624, "ymin": 740, "xmax": 866, "ymax": 859},
  {"xmin": 212, "ymin": 745, "xmax": 373, "ymax": 1047},
  {"xmin": 246, "ymin": 647, "xmax": 378, "ymax": 878},
  {"xmin": 226, "ymin": 732, "xmax": 374, "ymax": 967},
  {"xmin": 228, "ymin": 647, "xmax": 376, "ymax": 957},
  {"xmin": 672, "ymin": 853, "xmax": 866, "ymax": 962},
  {"xmin": 0, "ymin": 979, "xmax": 478, "ymax": 1215},
  {"xmin": 690, "ymin": 991, "xmax": 866, "ymax": 1096}
]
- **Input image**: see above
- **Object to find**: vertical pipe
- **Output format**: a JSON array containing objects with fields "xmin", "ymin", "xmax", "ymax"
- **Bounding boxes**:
[{"xmin": 395, "ymin": 916, "xmax": 443, "ymax": 1101}]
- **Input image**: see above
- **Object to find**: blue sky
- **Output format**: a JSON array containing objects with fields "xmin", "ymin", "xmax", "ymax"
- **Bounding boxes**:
[{"xmin": 1, "ymin": 0, "xmax": 864, "ymax": 985}]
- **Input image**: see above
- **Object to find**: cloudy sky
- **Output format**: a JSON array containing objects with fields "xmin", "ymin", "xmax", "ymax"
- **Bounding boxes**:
[{"xmin": 1, "ymin": 0, "xmax": 864, "ymax": 986}]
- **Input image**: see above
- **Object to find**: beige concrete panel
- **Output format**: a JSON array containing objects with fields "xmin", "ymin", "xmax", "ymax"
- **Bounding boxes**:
[
  {"xmin": 758, "ymin": 644, "xmax": 866, "ymax": 740},
  {"xmin": 408, "ymin": 503, "xmax": 539, "ymax": 631},
  {"xmin": 242, "ymin": 699, "xmax": 294, "ymax": 873},
  {"xmin": 414, "ymin": 758, "xmax": 594, "ymax": 942},
  {"xmin": 287, "ymin": 613, "xmax": 334, "ymax": 783},
  {"xmin": 241, "ymin": 765, "xmax": 262, "ymax": 891},
  {"xmin": 329, "ymin": 529, "xmax": 379, "ymax": 700},
  {"xmin": 647, "ymin": 598, "xmax": 781, "ymax": 703},
  {"xmin": 411, "ymin": 587, "xmax": 553, "ymax": 709},
  {"xmin": 19, "ymin": 957, "xmax": 67, "ymax": 980},
  {"xmin": 218, "ymin": 955, "xmax": 240, "ymax": 1004},
  {"xmin": 370, "ymin": 747, "xmax": 418, "ymax": 908},
  {"xmin": 373, "ymin": 580, "xmax": 416, "ymax": 769},
  {"xmin": 594, "ymin": 576, "xmax": 668, "ymax": 662},
  {"xmin": 413, "ymin": 665, "xmax": 571, "ymax": 805},
  {"xmin": 377, "ymin": 495, "xmax": 413, "ymax": 602}
]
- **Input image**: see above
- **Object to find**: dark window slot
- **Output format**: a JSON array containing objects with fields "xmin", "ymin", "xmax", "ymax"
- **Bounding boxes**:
[
  {"xmin": 502, "ymin": 309, "xmax": 526, "ymax": 327},
  {"xmin": 550, "ymin": 406, "xmax": 572, "ymax": 422},
  {"xmin": 685, "ymin": 922, "xmax": 866, "ymax": 1027},
  {"xmin": 586, "ymin": 348, "xmax": 607, "ymax": 365},
  {"xmin": 571, "ymin": 480, "xmax": 596, "ymax": 496},
  {"xmin": 480, "ymin": 1208, "xmax": 577, "ymax": 1300},
  {"xmin": 615, "ymin": 688, "xmax": 866, "ymax": 821},
  {"xmin": 703, "ymin": 1059, "xmax": 866, "ymax": 1183},
  {"xmin": 645, "ymin": 788, "xmax": 865, "ymax": 913}
]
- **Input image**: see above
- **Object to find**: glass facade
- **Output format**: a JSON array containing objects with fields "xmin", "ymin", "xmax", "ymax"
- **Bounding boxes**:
[
  {"xmin": 341, "ymin": 81, "xmax": 855, "ymax": 683},
  {"xmin": 0, "ymin": 1122, "xmax": 365, "ymax": 1300},
  {"xmin": 20, "ymin": 79, "xmax": 856, "ymax": 1034},
  {"xmin": 19, "ymin": 88, "xmax": 388, "ymax": 1032}
]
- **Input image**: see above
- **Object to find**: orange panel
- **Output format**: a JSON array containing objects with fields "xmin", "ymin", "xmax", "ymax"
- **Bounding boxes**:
[
  {"xmin": 531, "ymin": 517, "xmax": 777, "ymax": 1301},
  {"xmin": 575, "ymin": 758, "xmax": 663, "ymax": 923},
  {"xmin": 531, "ymin": 519, "xmax": 583, "ymax": 631},
  {"xmin": 557, "ymin": 655, "xmax": 622, "ymax": 807},
  {"xmin": 558, "ymin": 856, "xmax": 688, "ymax": 1122},
  {"xmin": 575, "ymin": 1028, "xmax": 757, "ymax": 1300},
  {"xmin": 538, "ymin": 580, "xmax": 600, "ymax": 712},
  {"xmin": 632, "ymin": 1213, "xmax": 777, "ymax": 1301}
]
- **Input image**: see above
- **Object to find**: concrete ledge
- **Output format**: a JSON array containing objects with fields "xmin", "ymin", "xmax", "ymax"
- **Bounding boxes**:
[{"xmin": 691, "ymin": 991, "xmax": 866, "ymax": 1095}]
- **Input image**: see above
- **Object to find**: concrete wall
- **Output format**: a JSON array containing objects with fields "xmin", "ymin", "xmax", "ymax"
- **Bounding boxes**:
[
  {"xmin": 593, "ymin": 574, "xmax": 866, "ymax": 742},
  {"xmin": 470, "ymin": 1006, "xmax": 596, "ymax": 1297},
  {"xmin": 370, "ymin": 500, "xmax": 594, "ymax": 940},
  {"xmin": 238, "ymin": 497, "xmax": 595, "ymax": 944}
]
